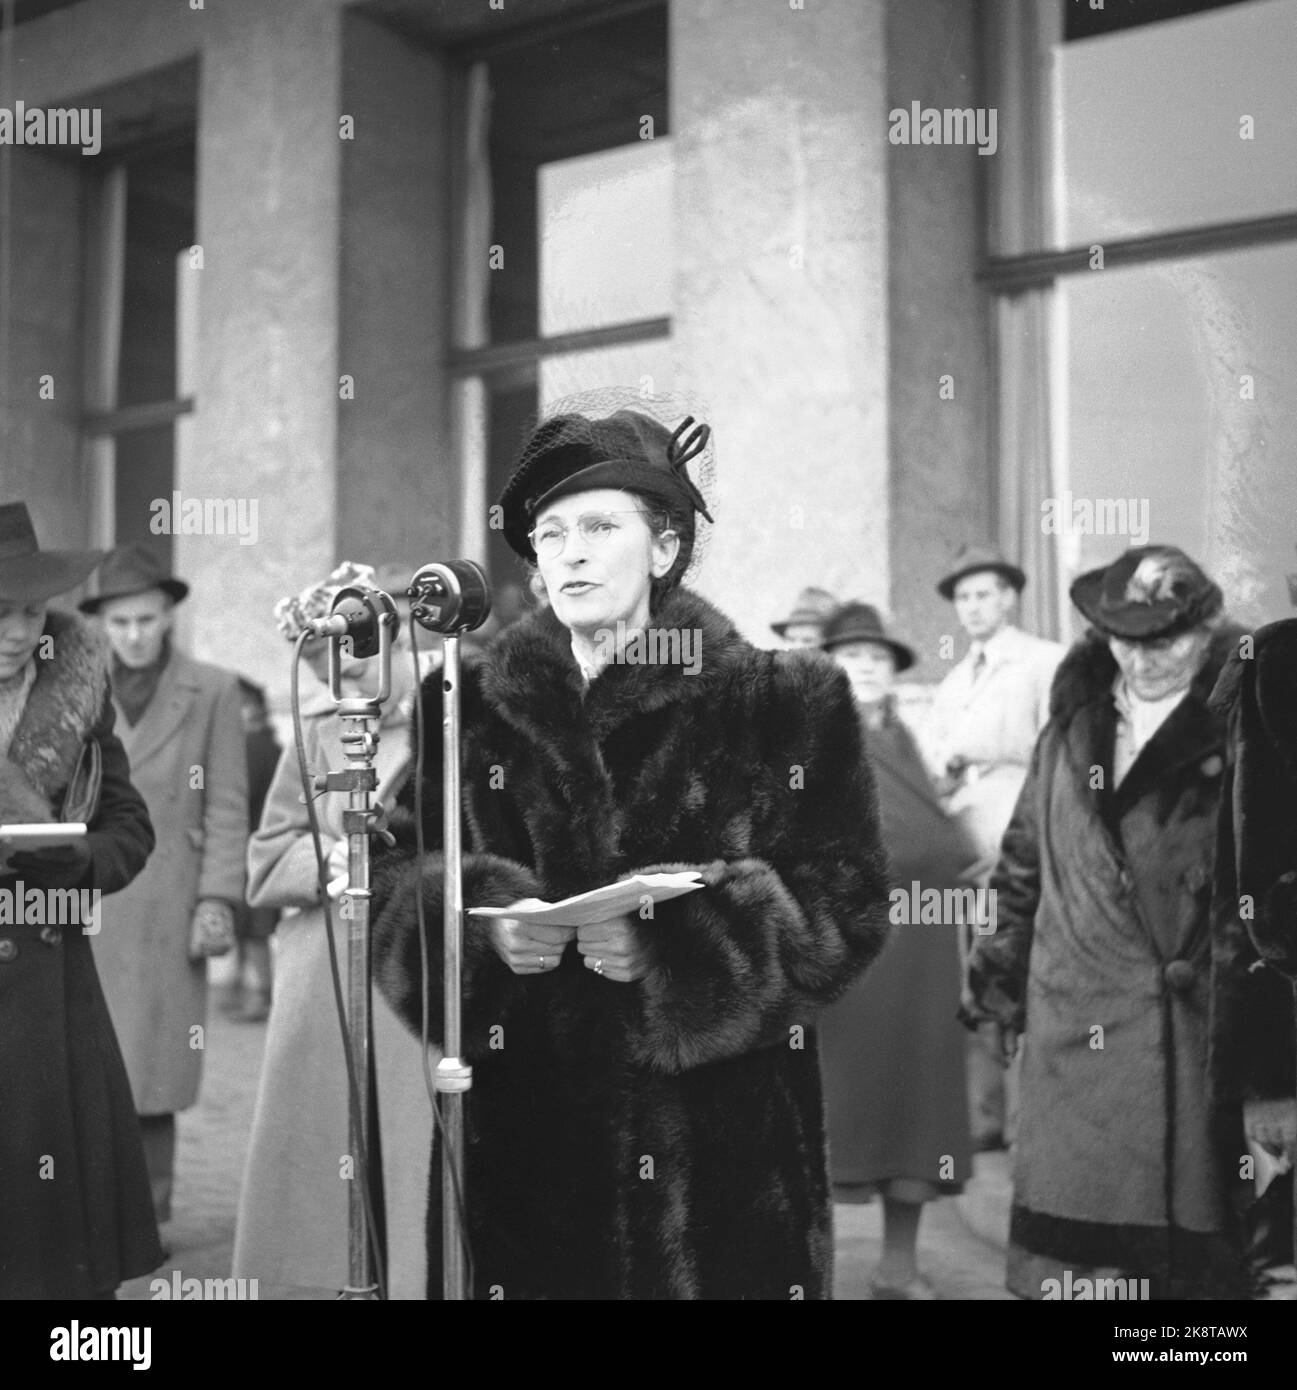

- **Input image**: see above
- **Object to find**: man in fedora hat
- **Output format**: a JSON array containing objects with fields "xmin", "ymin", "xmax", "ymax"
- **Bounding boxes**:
[
  {"xmin": 770, "ymin": 586, "xmax": 840, "ymax": 650},
  {"xmin": 929, "ymin": 543, "xmax": 1065, "ymax": 1151},
  {"xmin": 0, "ymin": 502, "xmax": 162, "ymax": 1296},
  {"xmin": 80, "ymin": 543, "xmax": 248, "ymax": 1226}
]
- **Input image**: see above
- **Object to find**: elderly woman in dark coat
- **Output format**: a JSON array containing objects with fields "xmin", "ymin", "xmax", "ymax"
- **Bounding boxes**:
[
  {"xmin": 0, "ymin": 503, "xmax": 158, "ymax": 1299},
  {"xmin": 815, "ymin": 603, "xmax": 976, "ymax": 1299},
  {"xmin": 964, "ymin": 545, "xmax": 1254, "ymax": 1300},
  {"xmin": 369, "ymin": 399, "xmax": 891, "ymax": 1300}
]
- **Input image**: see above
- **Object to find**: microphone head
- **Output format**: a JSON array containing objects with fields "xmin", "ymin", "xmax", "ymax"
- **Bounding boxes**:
[
  {"xmin": 304, "ymin": 613, "xmax": 349, "ymax": 639},
  {"xmin": 408, "ymin": 561, "xmax": 492, "ymax": 634},
  {"xmin": 322, "ymin": 586, "xmax": 400, "ymax": 658}
]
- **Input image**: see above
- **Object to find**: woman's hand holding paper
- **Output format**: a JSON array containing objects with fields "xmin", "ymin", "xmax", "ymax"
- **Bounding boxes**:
[
  {"xmin": 489, "ymin": 908, "xmax": 576, "ymax": 975},
  {"xmin": 577, "ymin": 914, "xmax": 651, "ymax": 984}
]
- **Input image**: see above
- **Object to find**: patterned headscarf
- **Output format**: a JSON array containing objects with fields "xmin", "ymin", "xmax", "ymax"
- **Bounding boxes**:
[{"xmin": 272, "ymin": 561, "xmax": 378, "ymax": 641}]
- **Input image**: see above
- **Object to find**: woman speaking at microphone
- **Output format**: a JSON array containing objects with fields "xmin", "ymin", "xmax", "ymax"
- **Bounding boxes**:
[{"xmin": 369, "ymin": 391, "xmax": 891, "ymax": 1300}]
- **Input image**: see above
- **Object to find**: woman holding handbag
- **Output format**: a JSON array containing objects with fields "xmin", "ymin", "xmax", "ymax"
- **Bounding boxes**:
[{"xmin": 0, "ymin": 501, "xmax": 159, "ymax": 1299}]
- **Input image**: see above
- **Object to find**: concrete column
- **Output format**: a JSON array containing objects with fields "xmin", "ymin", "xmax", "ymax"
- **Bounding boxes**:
[
  {"xmin": 885, "ymin": 0, "xmax": 994, "ymax": 669},
  {"xmin": 335, "ymin": 11, "xmax": 452, "ymax": 577},
  {"xmin": 178, "ymin": 0, "xmax": 344, "ymax": 701},
  {"xmin": 671, "ymin": 0, "xmax": 890, "ymax": 645}
]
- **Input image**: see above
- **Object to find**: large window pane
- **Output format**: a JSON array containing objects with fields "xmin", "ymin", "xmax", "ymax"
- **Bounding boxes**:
[
  {"xmin": 481, "ymin": 3, "xmax": 668, "ymax": 345},
  {"xmin": 539, "ymin": 139, "xmax": 673, "ymax": 337},
  {"xmin": 117, "ymin": 145, "xmax": 195, "ymax": 407},
  {"xmin": 112, "ymin": 422, "xmax": 175, "ymax": 563},
  {"xmin": 1054, "ymin": 0, "xmax": 1297, "ymax": 248},
  {"xmin": 1059, "ymin": 244, "xmax": 1297, "ymax": 627}
]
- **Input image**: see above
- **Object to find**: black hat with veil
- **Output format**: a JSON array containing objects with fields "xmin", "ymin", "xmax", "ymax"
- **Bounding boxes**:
[{"xmin": 496, "ymin": 387, "xmax": 718, "ymax": 592}]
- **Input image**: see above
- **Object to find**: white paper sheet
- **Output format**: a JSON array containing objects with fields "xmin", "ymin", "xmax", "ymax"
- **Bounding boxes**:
[
  {"xmin": 0, "ymin": 822, "xmax": 87, "ymax": 846},
  {"xmin": 467, "ymin": 871, "xmax": 705, "ymax": 927}
]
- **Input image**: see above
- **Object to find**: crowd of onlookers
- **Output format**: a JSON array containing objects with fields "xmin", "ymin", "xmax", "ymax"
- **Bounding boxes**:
[
  {"xmin": 773, "ymin": 544, "xmax": 1295, "ymax": 1301},
  {"xmin": 4, "ymin": 475, "xmax": 1294, "ymax": 1300}
]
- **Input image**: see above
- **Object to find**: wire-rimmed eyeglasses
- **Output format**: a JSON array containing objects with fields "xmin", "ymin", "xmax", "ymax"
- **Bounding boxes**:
[{"xmin": 528, "ymin": 510, "xmax": 657, "ymax": 559}]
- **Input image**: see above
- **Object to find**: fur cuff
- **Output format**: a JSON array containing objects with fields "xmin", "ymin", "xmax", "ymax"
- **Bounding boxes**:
[
  {"xmin": 627, "ymin": 857, "xmax": 886, "ymax": 1075},
  {"xmin": 371, "ymin": 849, "xmax": 541, "ymax": 1055}
]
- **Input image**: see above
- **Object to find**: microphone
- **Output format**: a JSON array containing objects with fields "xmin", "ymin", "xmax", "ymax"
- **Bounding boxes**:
[
  {"xmin": 407, "ymin": 561, "xmax": 492, "ymax": 634},
  {"xmin": 308, "ymin": 586, "xmax": 400, "ymax": 659}
]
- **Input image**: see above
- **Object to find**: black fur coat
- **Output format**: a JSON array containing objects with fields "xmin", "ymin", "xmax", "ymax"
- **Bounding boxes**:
[
  {"xmin": 369, "ymin": 586, "xmax": 891, "ymax": 1299},
  {"xmin": 1211, "ymin": 618, "xmax": 1297, "ymax": 986},
  {"xmin": 1209, "ymin": 619, "xmax": 1297, "ymax": 1291}
]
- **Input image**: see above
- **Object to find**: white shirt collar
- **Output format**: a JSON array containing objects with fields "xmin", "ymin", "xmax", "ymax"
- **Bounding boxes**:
[
  {"xmin": 571, "ymin": 637, "xmax": 601, "ymax": 687},
  {"xmin": 1112, "ymin": 673, "xmax": 1191, "ymax": 752},
  {"xmin": 968, "ymin": 623, "xmax": 1017, "ymax": 666}
]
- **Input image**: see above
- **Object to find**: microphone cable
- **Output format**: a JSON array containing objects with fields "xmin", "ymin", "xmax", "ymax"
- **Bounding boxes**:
[{"xmin": 291, "ymin": 631, "xmax": 388, "ymax": 1301}]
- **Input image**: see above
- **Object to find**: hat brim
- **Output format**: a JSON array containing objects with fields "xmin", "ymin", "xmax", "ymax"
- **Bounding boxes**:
[
  {"xmin": 1069, "ymin": 567, "xmax": 1221, "ymax": 640},
  {"xmin": 821, "ymin": 632, "xmax": 916, "ymax": 672},
  {"xmin": 0, "ymin": 550, "xmax": 104, "ymax": 604},
  {"xmin": 506, "ymin": 460, "xmax": 691, "ymax": 560},
  {"xmin": 937, "ymin": 562, "xmax": 1026, "ymax": 601},
  {"xmin": 771, "ymin": 614, "xmax": 826, "ymax": 637},
  {"xmin": 79, "ymin": 576, "xmax": 189, "ymax": 614}
]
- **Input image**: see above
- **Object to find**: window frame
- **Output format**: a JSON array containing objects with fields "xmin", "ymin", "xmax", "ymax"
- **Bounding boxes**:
[{"xmin": 983, "ymin": 0, "xmax": 1297, "ymax": 637}]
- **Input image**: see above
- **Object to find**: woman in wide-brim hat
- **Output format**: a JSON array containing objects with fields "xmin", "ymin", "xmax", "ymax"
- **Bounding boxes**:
[
  {"xmin": 964, "ymin": 543, "xmax": 1269, "ymax": 1299},
  {"xmin": 0, "ymin": 502, "xmax": 160, "ymax": 1298},
  {"xmin": 815, "ymin": 602, "xmax": 977, "ymax": 1298},
  {"xmin": 366, "ymin": 390, "xmax": 892, "ymax": 1299}
]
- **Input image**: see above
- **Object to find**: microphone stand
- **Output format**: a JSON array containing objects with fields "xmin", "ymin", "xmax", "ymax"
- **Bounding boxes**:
[
  {"xmin": 436, "ymin": 631, "xmax": 471, "ymax": 1302},
  {"xmin": 321, "ymin": 603, "xmax": 398, "ymax": 1301},
  {"xmin": 407, "ymin": 559, "xmax": 491, "ymax": 1303}
]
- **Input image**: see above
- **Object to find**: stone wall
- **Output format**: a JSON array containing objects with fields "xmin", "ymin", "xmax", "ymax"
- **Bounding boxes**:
[{"xmin": 671, "ymin": 0, "xmax": 891, "ymax": 646}]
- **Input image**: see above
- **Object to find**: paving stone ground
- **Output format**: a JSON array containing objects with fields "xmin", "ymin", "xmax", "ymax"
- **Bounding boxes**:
[
  {"xmin": 119, "ymin": 975, "xmax": 1012, "ymax": 1302},
  {"xmin": 119, "ymin": 983, "xmax": 262, "ymax": 1300}
]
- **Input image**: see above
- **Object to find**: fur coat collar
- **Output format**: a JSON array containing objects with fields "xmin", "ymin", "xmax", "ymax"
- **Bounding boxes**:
[
  {"xmin": 466, "ymin": 587, "xmax": 755, "ymax": 900},
  {"xmin": 1049, "ymin": 624, "xmax": 1240, "ymax": 726},
  {"xmin": 483, "ymin": 585, "xmax": 752, "ymax": 744},
  {"xmin": 1, "ymin": 609, "xmax": 108, "ymax": 821},
  {"xmin": 1047, "ymin": 625, "xmax": 1240, "ymax": 813}
]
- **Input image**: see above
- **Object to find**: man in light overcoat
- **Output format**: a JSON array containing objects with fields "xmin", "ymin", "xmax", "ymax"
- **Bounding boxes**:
[
  {"xmin": 928, "ymin": 544, "xmax": 1065, "ymax": 1150},
  {"xmin": 82, "ymin": 545, "xmax": 248, "ymax": 1225}
]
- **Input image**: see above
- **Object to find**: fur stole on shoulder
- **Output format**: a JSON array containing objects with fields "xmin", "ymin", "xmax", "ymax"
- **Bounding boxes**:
[{"xmin": 1, "ymin": 610, "xmax": 108, "ymax": 821}]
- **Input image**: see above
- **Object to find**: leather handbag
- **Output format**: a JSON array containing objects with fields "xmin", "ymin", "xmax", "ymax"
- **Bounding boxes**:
[{"xmin": 61, "ymin": 737, "xmax": 102, "ymax": 825}]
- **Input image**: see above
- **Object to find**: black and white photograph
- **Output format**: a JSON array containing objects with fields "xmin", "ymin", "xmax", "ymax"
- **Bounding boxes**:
[{"xmin": 1, "ymin": 0, "xmax": 1295, "ymax": 1358}]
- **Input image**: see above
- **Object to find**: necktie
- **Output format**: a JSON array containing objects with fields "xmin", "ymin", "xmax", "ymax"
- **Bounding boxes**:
[{"xmin": 970, "ymin": 646, "xmax": 988, "ymax": 684}]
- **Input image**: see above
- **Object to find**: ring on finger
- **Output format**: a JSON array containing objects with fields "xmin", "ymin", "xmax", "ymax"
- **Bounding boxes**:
[
  {"xmin": 593, "ymin": 958, "xmax": 604, "ymax": 975},
  {"xmin": 538, "ymin": 955, "xmax": 546, "ymax": 969}
]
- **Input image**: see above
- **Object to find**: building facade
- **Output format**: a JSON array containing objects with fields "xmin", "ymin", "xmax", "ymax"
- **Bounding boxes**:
[{"xmin": 2, "ymin": 0, "xmax": 1294, "ymax": 712}]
